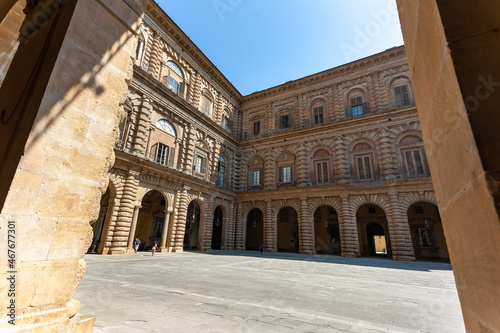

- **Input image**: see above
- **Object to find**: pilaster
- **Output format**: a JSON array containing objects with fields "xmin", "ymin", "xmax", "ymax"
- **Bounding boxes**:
[
  {"xmin": 299, "ymin": 197, "xmax": 314, "ymax": 254},
  {"xmin": 234, "ymin": 201, "xmax": 244, "ymax": 250},
  {"xmin": 172, "ymin": 186, "xmax": 189, "ymax": 252},
  {"xmin": 264, "ymin": 199, "xmax": 276, "ymax": 252},
  {"xmin": 339, "ymin": 194, "xmax": 360, "ymax": 257},
  {"xmin": 109, "ymin": 170, "xmax": 140, "ymax": 254},
  {"xmin": 387, "ymin": 191, "xmax": 415, "ymax": 261},
  {"xmin": 202, "ymin": 194, "xmax": 215, "ymax": 251}
]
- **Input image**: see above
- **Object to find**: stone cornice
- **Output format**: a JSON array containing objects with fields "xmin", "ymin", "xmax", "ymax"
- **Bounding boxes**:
[
  {"xmin": 242, "ymin": 46, "xmax": 407, "ymax": 104},
  {"xmin": 145, "ymin": 1, "xmax": 242, "ymax": 102},
  {"xmin": 237, "ymin": 177, "xmax": 433, "ymax": 200},
  {"xmin": 239, "ymin": 106, "xmax": 418, "ymax": 148}
]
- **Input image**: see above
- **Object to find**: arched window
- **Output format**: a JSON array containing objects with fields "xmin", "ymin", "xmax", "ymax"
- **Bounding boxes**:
[
  {"xmin": 311, "ymin": 99, "xmax": 326, "ymax": 125},
  {"xmin": 350, "ymin": 142, "xmax": 377, "ymax": 181},
  {"xmin": 312, "ymin": 148, "xmax": 332, "ymax": 184},
  {"xmin": 150, "ymin": 119, "xmax": 177, "ymax": 167},
  {"xmin": 161, "ymin": 60, "xmax": 186, "ymax": 98},
  {"xmin": 397, "ymin": 135, "xmax": 428, "ymax": 177},
  {"xmin": 346, "ymin": 88, "xmax": 369, "ymax": 117},
  {"xmin": 248, "ymin": 156, "xmax": 264, "ymax": 189},
  {"xmin": 155, "ymin": 119, "xmax": 176, "ymax": 137}
]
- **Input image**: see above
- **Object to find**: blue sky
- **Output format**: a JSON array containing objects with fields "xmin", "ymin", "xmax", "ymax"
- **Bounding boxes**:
[{"xmin": 157, "ymin": 0, "xmax": 404, "ymax": 95}]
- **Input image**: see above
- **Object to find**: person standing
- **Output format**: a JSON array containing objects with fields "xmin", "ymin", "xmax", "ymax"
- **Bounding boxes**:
[
  {"xmin": 152, "ymin": 241, "xmax": 157, "ymax": 256},
  {"xmin": 259, "ymin": 244, "xmax": 263, "ymax": 254},
  {"xmin": 134, "ymin": 238, "xmax": 140, "ymax": 253}
]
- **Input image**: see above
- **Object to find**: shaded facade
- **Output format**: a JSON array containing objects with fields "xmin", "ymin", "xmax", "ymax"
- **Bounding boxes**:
[{"xmin": 92, "ymin": 2, "xmax": 449, "ymax": 262}]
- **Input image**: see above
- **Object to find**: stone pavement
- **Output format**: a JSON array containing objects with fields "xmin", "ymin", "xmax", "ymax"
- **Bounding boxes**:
[{"xmin": 75, "ymin": 252, "xmax": 465, "ymax": 332}]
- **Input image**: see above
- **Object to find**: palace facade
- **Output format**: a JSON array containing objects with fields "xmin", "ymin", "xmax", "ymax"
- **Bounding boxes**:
[{"xmin": 90, "ymin": 1, "xmax": 449, "ymax": 261}]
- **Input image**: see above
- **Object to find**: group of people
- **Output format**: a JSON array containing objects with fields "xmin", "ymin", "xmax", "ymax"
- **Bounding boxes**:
[
  {"xmin": 133, "ymin": 238, "xmax": 265, "ymax": 255},
  {"xmin": 133, "ymin": 238, "xmax": 158, "ymax": 256}
]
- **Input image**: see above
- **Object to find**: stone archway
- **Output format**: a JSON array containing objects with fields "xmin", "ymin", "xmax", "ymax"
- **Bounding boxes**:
[
  {"xmin": 313, "ymin": 205, "xmax": 341, "ymax": 255},
  {"xmin": 246, "ymin": 208, "xmax": 264, "ymax": 251},
  {"xmin": 407, "ymin": 202, "xmax": 449, "ymax": 261},
  {"xmin": 212, "ymin": 206, "xmax": 223, "ymax": 250},
  {"xmin": 277, "ymin": 206, "xmax": 299, "ymax": 252},
  {"xmin": 135, "ymin": 190, "xmax": 166, "ymax": 251},
  {"xmin": 356, "ymin": 204, "xmax": 391, "ymax": 258},
  {"xmin": 184, "ymin": 200, "xmax": 201, "ymax": 250}
]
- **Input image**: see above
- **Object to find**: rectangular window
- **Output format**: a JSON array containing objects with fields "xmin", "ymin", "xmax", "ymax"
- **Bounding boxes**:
[
  {"xmin": 405, "ymin": 150, "xmax": 425, "ymax": 176},
  {"xmin": 350, "ymin": 97, "xmax": 364, "ymax": 117},
  {"xmin": 280, "ymin": 166, "xmax": 292, "ymax": 182},
  {"xmin": 253, "ymin": 121, "xmax": 260, "ymax": 135},
  {"xmin": 195, "ymin": 156, "xmax": 203, "ymax": 173},
  {"xmin": 279, "ymin": 115, "xmax": 290, "ymax": 129},
  {"xmin": 394, "ymin": 85, "xmax": 410, "ymax": 107},
  {"xmin": 252, "ymin": 170, "xmax": 261, "ymax": 185},
  {"xmin": 356, "ymin": 156, "xmax": 373, "ymax": 180},
  {"xmin": 155, "ymin": 143, "xmax": 168, "ymax": 166},
  {"xmin": 313, "ymin": 106, "xmax": 324, "ymax": 125},
  {"xmin": 168, "ymin": 76, "xmax": 179, "ymax": 93},
  {"xmin": 316, "ymin": 161, "xmax": 328, "ymax": 183}
]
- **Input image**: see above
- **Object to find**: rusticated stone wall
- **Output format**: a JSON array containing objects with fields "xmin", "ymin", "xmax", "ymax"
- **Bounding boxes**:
[{"xmin": 0, "ymin": 0, "xmax": 146, "ymax": 331}]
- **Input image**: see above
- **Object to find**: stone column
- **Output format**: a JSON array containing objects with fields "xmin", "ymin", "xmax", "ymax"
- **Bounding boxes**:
[
  {"xmin": 387, "ymin": 191, "xmax": 415, "ymax": 261},
  {"xmin": 126, "ymin": 205, "xmax": 141, "ymax": 253},
  {"xmin": 264, "ymin": 199, "xmax": 276, "ymax": 252},
  {"xmin": 159, "ymin": 210, "xmax": 171, "ymax": 252},
  {"xmin": 234, "ymin": 201, "xmax": 244, "ymax": 250},
  {"xmin": 110, "ymin": 170, "xmax": 140, "ymax": 254},
  {"xmin": 168, "ymin": 190, "xmax": 181, "ymax": 252},
  {"xmin": 397, "ymin": 2, "xmax": 500, "ymax": 329},
  {"xmin": 172, "ymin": 186, "xmax": 189, "ymax": 252},
  {"xmin": 339, "ymin": 194, "xmax": 360, "ymax": 257},
  {"xmin": 202, "ymin": 195, "xmax": 215, "ymax": 251},
  {"xmin": 299, "ymin": 197, "xmax": 314, "ymax": 254},
  {"xmin": 0, "ymin": 0, "xmax": 146, "ymax": 330}
]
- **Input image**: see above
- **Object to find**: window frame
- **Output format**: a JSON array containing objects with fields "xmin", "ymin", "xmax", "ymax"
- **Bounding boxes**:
[{"xmin": 253, "ymin": 120, "xmax": 260, "ymax": 135}]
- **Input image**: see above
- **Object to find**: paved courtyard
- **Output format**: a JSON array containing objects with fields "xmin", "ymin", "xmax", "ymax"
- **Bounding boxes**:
[{"xmin": 76, "ymin": 252, "xmax": 465, "ymax": 332}]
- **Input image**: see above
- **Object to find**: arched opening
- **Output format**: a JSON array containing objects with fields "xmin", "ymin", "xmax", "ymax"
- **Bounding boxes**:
[
  {"xmin": 313, "ymin": 205, "xmax": 341, "ymax": 255},
  {"xmin": 135, "ymin": 190, "xmax": 166, "ymax": 251},
  {"xmin": 356, "ymin": 204, "xmax": 391, "ymax": 257},
  {"xmin": 212, "ymin": 206, "xmax": 223, "ymax": 250},
  {"xmin": 277, "ymin": 206, "xmax": 299, "ymax": 252},
  {"xmin": 88, "ymin": 189, "xmax": 110, "ymax": 254},
  {"xmin": 246, "ymin": 208, "xmax": 264, "ymax": 251},
  {"xmin": 408, "ymin": 202, "xmax": 449, "ymax": 261},
  {"xmin": 184, "ymin": 200, "xmax": 201, "ymax": 250}
]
